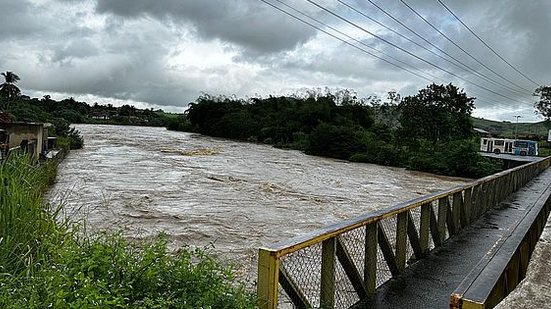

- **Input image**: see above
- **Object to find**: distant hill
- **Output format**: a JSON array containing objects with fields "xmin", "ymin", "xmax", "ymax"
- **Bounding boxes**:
[{"xmin": 471, "ymin": 117, "xmax": 550, "ymax": 139}]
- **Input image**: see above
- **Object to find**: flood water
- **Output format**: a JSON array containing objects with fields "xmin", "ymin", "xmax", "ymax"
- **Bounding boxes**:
[{"xmin": 48, "ymin": 124, "xmax": 468, "ymax": 279}]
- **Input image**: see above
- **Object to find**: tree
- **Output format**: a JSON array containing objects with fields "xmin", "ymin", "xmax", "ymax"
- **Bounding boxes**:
[
  {"xmin": 0, "ymin": 71, "xmax": 21, "ymax": 99},
  {"xmin": 306, "ymin": 123, "xmax": 366, "ymax": 159},
  {"xmin": 398, "ymin": 83, "xmax": 475, "ymax": 144},
  {"xmin": 534, "ymin": 86, "xmax": 551, "ymax": 119}
]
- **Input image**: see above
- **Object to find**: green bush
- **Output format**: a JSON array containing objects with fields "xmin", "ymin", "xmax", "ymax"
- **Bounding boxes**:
[
  {"xmin": 407, "ymin": 139, "xmax": 501, "ymax": 178},
  {"xmin": 0, "ymin": 235, "xmax": 255, "ymax": 308},
  {"xmin": 288, "ymin": 131, "xmax": 309, "ymax": 150},
  {"xmin": 0, "ymin": 155, "xmax": 61, "ymax": 275},
  {"xmin": 166, "ymin": 115, "xmax": 193, "ymax": 132},
  {"xmin": 306, "ymin": 123, "xmax": 366, "ymax": 159},
  {"xmin": 54, "ymin": 127, "xmax": 84, "ymax": 150},
  {"xmin": 0, "ymin": 155, "xmax": 255, "ymax": 308},
  {"xmin": 67, "ymin": 127, "xmax": 84, "ymax": 149}
]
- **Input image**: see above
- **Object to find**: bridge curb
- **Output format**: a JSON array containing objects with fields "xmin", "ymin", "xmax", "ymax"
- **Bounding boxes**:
[{"xmin": 450, "ymin": 168, "xmax": 551, "ymax": 309}]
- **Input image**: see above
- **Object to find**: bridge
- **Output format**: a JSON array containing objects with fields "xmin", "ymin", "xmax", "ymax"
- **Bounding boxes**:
[
  {"xmin": 257, "ymin": 157, "xmax": 551, "ymax": 308},
  {"xmin": 479, "ymin": 152, "xmax": 541, "ymax": 169}
]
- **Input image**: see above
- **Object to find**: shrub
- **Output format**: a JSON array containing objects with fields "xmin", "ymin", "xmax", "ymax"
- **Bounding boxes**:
[
  {"xmin": 166, "ymin": 115, "xmax": 193, "ymax": 132},
  {"xmin": 306, "ymin": 123, "xmax": 366, "ymax": 159},
  {"xmin": 0, "ymin": 235, "xmax": 255, "ymax": 308},
  {"xmin": 0, "ymin": 155, "xmax": 255, "ymax": 308},
  {"xmin": 55, "ymin": 128, "xmax": 84, "ymax": 150},
  {"xmin": 67, "ymin": 127, "xmax": 84, "ymax": 149},
  {"xmin": 407, "ymin": 139, "xmax": 501, "ymax": 178}
]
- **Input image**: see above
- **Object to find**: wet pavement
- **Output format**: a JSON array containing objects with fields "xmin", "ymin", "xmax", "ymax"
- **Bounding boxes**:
[{"xmin": 369, "ymin": 168, "xmax": 551, "ymax": 308}]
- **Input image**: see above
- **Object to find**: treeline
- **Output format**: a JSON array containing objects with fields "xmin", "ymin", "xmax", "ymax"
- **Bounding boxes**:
[
  {"xmin": 0, "ymin": 95, "xmax": 184, "ymax": 149},
  {"xmin": 172, "ymin": 84, "xmax": 501, "ymax": 178},
  {"xmin": 0, "ymin": 96, "xmax": 85, "ymax": 149},
  {"xmin": 1, "ymin": 95, "xmax": 176, "ymax": 127},
  {"xmin": 0, "ymin": 82, "xmax": 503, "ymax": 177}
]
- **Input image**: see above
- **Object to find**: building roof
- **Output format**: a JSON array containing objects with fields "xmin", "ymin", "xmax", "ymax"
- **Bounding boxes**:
[
  {"xmin": 473, "ymin": 127, "xmax": 490, "ymax": 135},
  {"xmin": 0, "ymin": 121, "xmax": 51, "ymax": 127}
]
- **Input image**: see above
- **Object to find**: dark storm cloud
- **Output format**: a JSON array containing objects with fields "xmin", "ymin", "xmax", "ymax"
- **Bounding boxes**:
[
  {"xmin": 340, "ymin": 0, "xmax": 548, "ymax": 112},
  {"xmin": 52, "ymin": 39, "xmax": 100, "ymax": 63},
  {"xmin": 0, "ymin": 1, "xmax": 45, "ymax": 39},
  {"xmin": 94, "ymin": 0, "xmax": 317, "ymax": 54},
  {"xmin": 416, "ymin": 0, "xmax": 550, "ymax": 112},
  {"xmin": 0, "ymin": 0, "xmax": 548, "ymax": 120},
  {"xmin": 484, "ymin": 0, "xmax": 551, "ymax": 80}
]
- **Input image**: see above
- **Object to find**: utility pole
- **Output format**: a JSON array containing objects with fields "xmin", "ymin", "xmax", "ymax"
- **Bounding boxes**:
[{"xmin": 514, "ymin": 115, "xmax": 521, "ymax": 140}]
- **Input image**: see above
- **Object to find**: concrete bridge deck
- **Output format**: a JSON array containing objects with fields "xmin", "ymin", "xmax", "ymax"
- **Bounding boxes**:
[
  {"xmin": 496, "ymin": 212, "xmax": 551, "ymax": 308},
  {"xmin": 368, "ymin": 168, "xmax": 551, "ymax": 308},
  {"xmin": 479, "ymin": 152, "xmax": 541, "ymax": 163}
]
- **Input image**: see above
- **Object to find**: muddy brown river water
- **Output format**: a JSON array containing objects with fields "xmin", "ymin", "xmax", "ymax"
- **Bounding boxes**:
[{"xmin": 48, "ymin": 124, "xmax": 468, "ymax": 280}]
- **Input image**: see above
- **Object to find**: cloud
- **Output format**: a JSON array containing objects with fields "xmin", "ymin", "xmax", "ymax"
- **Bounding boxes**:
[
  {"xmin": 0, "ymin": 1, "xmax": 54, "ymax": 40},
  {"xmin": 95, "ymin": 0, "xmax": 318, "ymax": 54},
  {"xmin": 0, "ymin": 0, "xmax": 547, "ymax": 121}
]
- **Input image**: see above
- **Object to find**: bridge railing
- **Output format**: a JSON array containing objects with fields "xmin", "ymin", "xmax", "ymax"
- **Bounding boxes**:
[{"xmin": 257, "ymin": 157, "xmax": 551, "ymax": 308}]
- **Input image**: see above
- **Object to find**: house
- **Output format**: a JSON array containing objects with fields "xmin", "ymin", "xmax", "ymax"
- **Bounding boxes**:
[
  {"xmin": 89, "ymin": 111, "xmax": 112, "ymax": 120},
  {"xmin": 0, "ymin": 122, "xmax": 52, "ymax": 159},
  {"xmin": 473, "ymin": 127, "xmax": 491, "ymax": 137}
]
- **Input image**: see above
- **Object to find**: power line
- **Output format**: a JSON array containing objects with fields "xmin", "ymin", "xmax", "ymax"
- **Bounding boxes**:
[
  {"xmin": 335, "ymin": 0, "xmax": 531, "ymax": 98},
  {"xmin": 436, "ymin": 0, "xmax": 541, "ymax": 87},
  {"xmin": 255, "ymin": 0, "xmax": 434, "ymax": 83},
  {"xmin": 360, "ymin": 0, "xmax": 534, "ymax": 98},
  {"xmin": 269, "ymin": 0, "xmax": 510, "ymax": 108},
  {"xmin": 304, "ymin": 0, "xmax": 528, "ymax": 104},
  {"xmin": 256, "ymin": 0, "xmax": 529, "ymax": 108},
  {"xmin": 398, "ymin": 0, "xmax": 534, "ymax": 94},
  {"xmin": 270, "ymin": 0, "xmax": 438, "ymax": 82}
]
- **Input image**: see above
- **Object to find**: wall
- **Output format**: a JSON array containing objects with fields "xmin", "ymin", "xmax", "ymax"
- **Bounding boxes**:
[{"xmin": 0, "ymin": 123, "xmax": 46, "ymax": 158}]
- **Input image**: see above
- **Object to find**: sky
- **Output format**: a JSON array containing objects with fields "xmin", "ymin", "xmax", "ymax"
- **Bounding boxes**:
[{"xmin": 0, "ymin": 0, "xmax": 549, "ymax": 122}]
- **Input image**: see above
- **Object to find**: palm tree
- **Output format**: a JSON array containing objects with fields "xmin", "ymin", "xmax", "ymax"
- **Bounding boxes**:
[{"xmin": 0, "ymin": 71, "xmax": 21, "ymax": 99}]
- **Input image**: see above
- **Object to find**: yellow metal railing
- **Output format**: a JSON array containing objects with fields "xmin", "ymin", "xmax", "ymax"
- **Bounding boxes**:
[
  {"xmin": 257, "ymin": 157, "xmax": 551, "ymax": 308},
  {"xmin": 450, "ymin": 161, "xmax": 551, "ymax": 309}
]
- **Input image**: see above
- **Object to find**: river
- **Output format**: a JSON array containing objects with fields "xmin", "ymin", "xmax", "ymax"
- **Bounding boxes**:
[{"xmin": 48, "ymin": 124, "xmax": 468, "ymax": 280}]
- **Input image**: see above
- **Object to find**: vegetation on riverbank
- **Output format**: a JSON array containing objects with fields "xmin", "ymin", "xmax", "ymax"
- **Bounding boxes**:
[
  {"xmin": 0, "ymin": 73, "xmax": 84, "ymax": 150},
  {"xmin": 0, "ymin": 70, "xmax": 522, "ymax": 176},
  {"xmin": 471, "ymin": 117, "xmax": 549, "ymax": 140},
  {"xmin": 1, "ymin": 95, "xmax": 175, "ymax": 128},
  {"xmin": 0, "ymin": 155, "xmax": 255, "ymax": 308},
  {"xmin": 172, "ymin": 84, "xmax": 502, "ymax": 178}
]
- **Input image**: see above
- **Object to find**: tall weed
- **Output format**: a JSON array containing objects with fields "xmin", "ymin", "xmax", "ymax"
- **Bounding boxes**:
[
  {"xmin": 0, "ymin": 155, "xmax": 256, "ymax": 308},
  {"xmin": 0, "ymin": 155, "xmax": 62, "ymax": 276}
]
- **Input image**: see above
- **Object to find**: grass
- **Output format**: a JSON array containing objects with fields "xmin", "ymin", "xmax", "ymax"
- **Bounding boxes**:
[
  {"xmin": 538, "ymin": 142, "xmax": 551, "ymax": 157},
  {"xmin": 0, "ymin": 155, "xmax": 256, "ymax": 308},
  {"xmin": 0, "ymin": 155, "xmax": 61, "ymax": 276},
  {"xmin": 471, "ymin": 117, "xmax": 549, "ymax": 138}
]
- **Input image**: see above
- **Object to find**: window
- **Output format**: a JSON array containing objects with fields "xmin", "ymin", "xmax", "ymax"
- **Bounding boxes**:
[{"xmin": 494, "ymin": 140, "xmax": 504, "ymax": 146}]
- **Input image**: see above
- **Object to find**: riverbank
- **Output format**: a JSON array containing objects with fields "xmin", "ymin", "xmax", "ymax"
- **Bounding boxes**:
[
  {"xmin": 0, "ymin": 154, "xmax": 255, "ymax": 308},
  {"xmin": 169, "ymin": 92, "xmax": 503, "ymax": 179}
]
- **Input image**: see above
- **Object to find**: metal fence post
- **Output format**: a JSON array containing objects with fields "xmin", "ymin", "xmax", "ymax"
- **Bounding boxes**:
[
  {"xmin": 321, "ymin": 238, "xmax": 336, "ymax": 308},
  {"xmin": 258, "ymin": 248, "xmax": 280, "ymax": 309},
  {"xmin": 364, "ymin": 222, "xmax": 378, "ymax": 294},
  {"xmin": 396, "ymin": 212, "xmax": 408, "ymax": 272},
  {"xmin": 419, "ymin": 203, "xmax": 431, "ymax": 254},
  {"xmin": 438, "ymin": 197, "xmax": 448, "ymax": 241}
]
